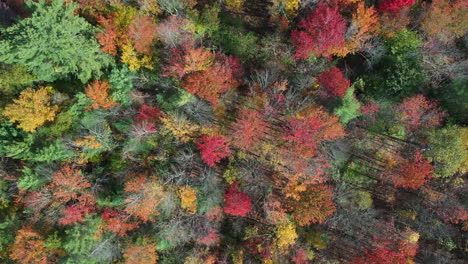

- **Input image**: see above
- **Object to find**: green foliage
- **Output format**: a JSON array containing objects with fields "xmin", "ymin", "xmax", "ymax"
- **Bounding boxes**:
[
  {"xmin": 0, "ymin": 0, "xmax": 113, "ymax": 83},
  {"xmin": 67, "ymin": 93, "xmax": 93, "ymax": 120},
  {"xmin": 191, "ymin": 4, "xmax": 221, "ymax": 38},
  {"xmin": 334, "ymin": 86, "xmax": 362, "ymax": 125},
  {"xmin": 30, "ymin": 139, "xmax": 74, "ymax": 162},
  {"xmin": 109, "ymin": 65, "xmax": 134, "ymax": 107},
  {"xmin": 437, "ymin": 78, "xmax": 468, "ymax": 123},
  {"xmin": 156, "ymin": 88, "xmax": 195, "ymax": 111},
  {"xmin": 427, "ymin": 125, "xmax": 466, "ymax": 178},
  {"xmin": 342, "ymin": 162, "xmax": 376, "ymax": 187},
  {"xmin": 0, "ymin": 216, "xmax": 17, "ymax": 254},
  {"xmin": 44, "ymin": 232, "xmax": 62, "ymax": 250},
  {"xmin": 212, "ymin": 24, "xmax": 261, "ymax": 61},
  {"xmin": 352, "ymin": 190, "xmax": 373, "ymax": 210},
  {"xmin": 37, "ymin": 111, "xmax": 74, "ymax": 137},
  {"xmin": 365, "ymin": 30, "xmax": 426, "ymax": 100},
  {"xmin": 384, "ymin": 29, "xmax": 422, "ymax": 55},
  {"xmin": 63, "ymin": 216, "xmax": 103, "ymax": 264},
  {"xmin": 17, "ymin": 166, "xmax": 49, "ymax": 191},
  {"xmin": 0, "ymin": 64, "xmax": 35, "ymax": 97}
]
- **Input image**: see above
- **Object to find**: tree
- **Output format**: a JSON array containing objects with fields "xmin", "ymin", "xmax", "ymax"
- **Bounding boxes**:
[
  {"xmin": 282, "ymin": 107, "xmax": 345, "ymax": 159},
  {"xmin": 124, "ymin": 175, "xmax": 165, "ymax": 222},
  {"xmin": 182, "ymin": 61, "xmax": 240, "ymax": 106},
  {"xmin": 316, "ymin": 66, "xmax": 351, "ymax": 98},
  {"xmin": 123, "ymin": 240, "xmax": 158, "ymax": 264},
  {"xmin": 3, "ymin": 87, "xmax": 58, "ymax": 132},
  {"xmin": 10, "ymin": 227, "xmax": 51, "ymax": 264},
  {"xmin": 334, "ymin": 86, "xmax": 362, "ymax": 125},
  {"xmin": 48, "ymin": 165, "xmax": 93, "ymax": 204},
  {"xmin": 427, "ymin": 126, "xmax": 467, "ymax": 178},
  {"xmin": 156, "ymin": 15, "xmax": 194, "ymax": 48},
  {"xmin": 135, "ymin": 104, "xmax": 161, "ymax": 124},
  {"xmin": 291, "ymin": 3, "xmax": 347, "ymax": 59},
  {"xmin": 288, "ymin": 184, "xmax": 336, "ymax": 226},
  {"xmin": 420, "ymin": 0, "xmax": 468, "ymax": 43},
  {"xmin": 85, "ymin": 80, "xmax": 117, "ymax": 110},
  {"xmin": 378, "ymin": 0, "xmax": 416, "ymax": 14},
  {"xmin": 178, "ymin": 186, "xmax": 197, "ymax": 213},
  {"xmin": 229, "ymin": 108, "xmax": 269, "ymax": 149},
  {"xmin": 59, "ymin": 203, "xmax": 95, "ymax": 225},
  {"xmin": 128, "ymin": 15, "xmax": 157, "ymax": 55},
  {"xmin": 352, "ymin": 246, "xmax": 406, "ymax": 264},
  {"xmin": 223, "ymin": 182, "xmax": 252, "ymax": 217},
  {"xmin": 0, "ymin": 64, "xmax": 35, "ymax": 98},
  {"xmin": 0, "ymin": 0, "xmax": 112, "ymax": 83},
  {"xmin": 101, "ymin": 208, "xmax": 139, "ymax": 236},
  {"xmin": 389, "ymin": 152, "xmax": 433, "ymax": 189},
  {"xmin": 274, "ymin": 221, "xmax": 298, "ymax": 252},
  {"xmin": 121, "ymin": 42, "xmax": 154, "ymax": 71},
  {"xmin": 196, "ymin": 135, "xmax": 231, "ymax": 167},
  {"xmin": 163, "ymin": 47, "xmax": 215, "ymax": 78},
  {"xmin": 346, "ymin": 2, "xmax": 380, "ymax": 53},
  {"xmin": 396, "ymin": 94, "xmax": 446, "ymax": 131}
]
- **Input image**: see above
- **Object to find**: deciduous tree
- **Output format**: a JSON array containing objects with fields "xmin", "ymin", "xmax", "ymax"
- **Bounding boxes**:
[
  {"xmin": 85, "ymin": 80, "xmax": 117, "ymax": 110},
  {"xmin": 291, "ymin": 3, "xmax": 347, "ymax": 59},
  {"xmin": 229, "ymin": 108, "xmax": 269, "ymax": 149},
  {"xmin": 128, "ymin": 15, "xmax": 157, "ymax": 55},
  {"xmin": 378, "ymin": 0, "xmax": 416, "ymax": 14},
  {"xmin": 10, "ymin": 227, "xmax": 50, "ymax": 264},
  {"xmin": 3, "ymin": 87, "xmax": 58, "ymax": 132},
  {"xmin": 223, "ymin": 182, "xmax": 252, "ymax": 217},
  {"xmin": 197, "ymin": 135, "xmax": 231, "ymax": 167},
  {"xmin": 316, "ymin": 66, "xmax": 350, "ymax": 98}
]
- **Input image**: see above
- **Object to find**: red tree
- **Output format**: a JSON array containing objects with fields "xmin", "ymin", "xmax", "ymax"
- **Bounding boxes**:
[
  {"xmin": 291, "ymin": 3, "xmax": 347, "ymax": 59},
  {"xmin": 223, "ymin": 182, "xmax": 252, "ymax": 217},
  {"xmin": 101, "ymin": 208, "xmax": 140, "ymax": 236},
  {"xmin": 230, "ymin": 108, "xmax": 269, "ymax": 149},
  {"xmin": 316, "ymin": 66, "xmax": 350, "ymax": 98},
  {"xmin": 352, "ymin": 246, "xmax": 406, "ymax": 264},
  {"xmin": 390, "ymin": 152, "xmax": 433, "ymax": 189},
  {"xmin": 59, "ymin": 203, "xmax": 95, "ymax": 225},
  {"xmin": 129, "ymin": 15, "xmax": 157, "ymax": 55},
  {"xmin": 197, "ymin": 135, "xmax": 231, "ymax": 167},
  {"xmin": 135, "ymin": 104, "xmax": 161, "ymax": 124},
  {"xmin": 378, "ymin": 0, "xmax": 416, "ymax": 14},
  {"xmin": 397, "ymin": 94, "xmax": 447, "ymax": 131}
]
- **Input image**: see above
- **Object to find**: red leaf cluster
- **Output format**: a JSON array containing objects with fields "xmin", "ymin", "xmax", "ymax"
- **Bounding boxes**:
[
  {"xmin": 316, "ymin": 66, "xmax": 350, "ymax": 98},
  {"xmin": 391, "ymin": 152, "xmax": 433, "ymax": 189},
  {"xmin": 59, "ymin": 203, "xmax": 95, "ymax": 225},
  {"xmin": 230, "ymin": 108, "xmax": 269, "ymax": 149},
  {"xmin": 378, "ymin": 0, "xmax": 416, "ymax": 14},
  {"xmin": 291, "ymin": 3, "xmax": 347, "ymax": 59},
  {"xmin": 397, "ymin": 94, "xmax": 447, "ymax": 131},
  {"xmin": 128, "ymin": 15, "xmax": 157, "ymax": 55},
  {"xmin": 197, "ymin": 135, "xmax": 231, "ymax": 167},
  {"xmin": 223, "ymin": 183, "xmax": 252, "ymax": 217}
]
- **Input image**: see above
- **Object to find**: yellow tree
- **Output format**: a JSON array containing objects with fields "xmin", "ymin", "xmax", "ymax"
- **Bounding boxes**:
[
  {"xmin": 3, "ymin": 87, "xmax": 58, "ymax": 132},
  {"xmin": 178, "ymin": 186, "xmax": 197, "ymax": 213}
]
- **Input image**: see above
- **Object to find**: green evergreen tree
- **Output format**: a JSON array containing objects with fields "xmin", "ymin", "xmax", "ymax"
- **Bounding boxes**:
[{"xmin": 0, "ymin": 0, "xmax": 113, "ymax": 83}]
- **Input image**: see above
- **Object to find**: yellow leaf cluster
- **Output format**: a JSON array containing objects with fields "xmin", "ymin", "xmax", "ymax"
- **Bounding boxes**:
[
  {"xmin": 225, "ymin": 0, "xmax": 244, "ymax": 12},
  {"xmin": 275, "ymin": 221, "xmax": 298, "ymax": 252},
  {"xmin": 138, "ymin": 0, "xmax": 162, "ymax": 16},
  {"xmin": 178, "ymin": 186, "xmax": 197, "ymax": 213},
  {"xmin": 74, "ymin": 135, "xmax": 103, "ymax": 149},
  {"xmin": 121, "ymin": 42, "xmax": 154, "ymax": 71},
  {"xmin": 3, "ymin": 87, "xmax": 58, "ymax": 132},
  {"xmin": 160, "ymin": 113, "xmax": 200, "ymax": 142}
]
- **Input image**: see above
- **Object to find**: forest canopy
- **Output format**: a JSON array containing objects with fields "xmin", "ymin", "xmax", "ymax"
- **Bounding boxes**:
[{"xmin": 0, "ymin": 0, "xmax": 466, "ymax": 263}]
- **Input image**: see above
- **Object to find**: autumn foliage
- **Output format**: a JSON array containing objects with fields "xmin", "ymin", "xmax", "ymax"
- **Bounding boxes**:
[
  {"xmin": 316, "ymin": 66, "xmax": 350, "ymax": 98},
  {"xmin": 291, "ymin": 3, "xmax": 347, "ymax": 59},
  {"xmin": 390, "ymin": 152, "xmax": 433, "ymax": 189},
  {"xmin": 3, "ymin": 87, "xmax": 58, "ymax": 132},
  {"xmin": 223, "ymin": 182, "xmax": 252, "ymax": 217},
  {"xmin": 378, "ymin": 0, "xmax": 416, "ymax": 14},
  {"xmin": 85, "ymin": 80, "xmax": 117, "ymax": 110},
  {"xmin": 197, "ymin": 134, "xmax": 231, "ymax": 167}
]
